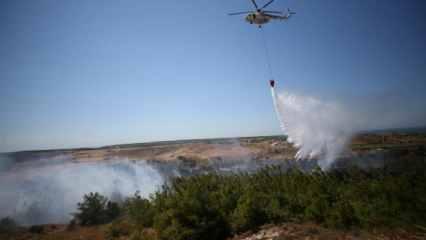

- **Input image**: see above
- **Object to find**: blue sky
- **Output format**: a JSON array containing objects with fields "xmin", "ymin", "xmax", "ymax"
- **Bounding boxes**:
[{"xmin": 1, "ymin": 0, "xmax": 426, "ymax": 152}]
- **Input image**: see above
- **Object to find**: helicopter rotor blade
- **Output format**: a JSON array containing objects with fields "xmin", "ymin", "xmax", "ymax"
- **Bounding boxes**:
[
  {"xmin": 263, "ymin": 10, "xmax": 283, "ymax": 14},
  {"xmin": 228, "ymin": 11, "xmax": 252, "ymax": 16},
  {"xmin": 260, "ymin": 0, "xmax": 275, "ymax": 10},
  {"xmin": 287, "ymin": 8, "xmax": 296, "ymax": 15},
  {"xmin": 250, "ymin": 0, "xmax": 259, "ymax": 10}
]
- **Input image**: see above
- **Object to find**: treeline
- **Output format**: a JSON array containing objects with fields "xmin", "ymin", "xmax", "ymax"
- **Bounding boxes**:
[{"xmin": 72, "ymin": 161, "xmax": 426, "ymax": 240}]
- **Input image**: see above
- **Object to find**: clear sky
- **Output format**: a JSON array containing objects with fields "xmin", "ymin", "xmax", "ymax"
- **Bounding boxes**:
[{"xmin": 1, "ymin": 0, "xmax": 426, "ymax": 152}]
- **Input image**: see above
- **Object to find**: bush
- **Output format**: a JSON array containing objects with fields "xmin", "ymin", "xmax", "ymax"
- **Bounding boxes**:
[
  {"xmin": 66, "ymin": 219, "xmax": 77, "ymax": 231},
  {"xmin": 152, "ymin": 176, "xmax": 231, "ymax": 240},
  {"xmin": 28, "ymin": 225, "xmax": 44, "ymax": 234},
  {"xmin": 74, "ymin": 192, "xmax": 122, "ymax": 226},
  {"xmin": 106, "ymin": 201, "xmax": 121, "ymax": 222},
  {"xmin": 149, "ymin": 165, "xmax": 426, "ymax": 239},
  {"xmin": 230, "ymin": 191, "xmax": 268, "ymax": 233},
  {"xmin": 125, "ymin": 191, "xmax": 154, "ymax": 230},
  {"xmin": 105, "ymin": 219, "xmax": 131, "ymax": 240},
  {"xmin": 79, "ymin": 162, "xmax": 426, "ymax": 240},
  {"xmin": 0, "ymin": 217, "xmax": 18, "ymax": 234},
  {"xmin": 128, "ymin": 230, "xmax": 157, "ymax": 240}
]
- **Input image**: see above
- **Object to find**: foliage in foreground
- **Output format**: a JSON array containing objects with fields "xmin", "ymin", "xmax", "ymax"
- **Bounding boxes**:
[
  {"xmin": 75, "ymin": 161, "xmax": 426, "ymax": 240},
  {"xmin": 0, "ymin": 217, "xmax": 18, "ymax": 234},
  {"xmin": 150, "ymin": 166, "xmax": 425, "ymax": 240},
  {"xmin": 74, "ymin": 192, "xmax": 121, "ymax": 226}
]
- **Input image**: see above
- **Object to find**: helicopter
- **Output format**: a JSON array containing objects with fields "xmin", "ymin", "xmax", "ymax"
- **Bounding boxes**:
[{"xmin": 229, "ymin": 0, "xmax": 295, "ymax": 28}]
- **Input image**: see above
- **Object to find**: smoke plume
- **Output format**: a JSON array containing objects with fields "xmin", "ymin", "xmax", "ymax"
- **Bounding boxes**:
[
  {"xmin": 0, "ymin": 155, "xmax": 164, "ymax": 225},
  {"xmin": 0, "ymin": 152, "xmax": 302, "ymax": 225}
]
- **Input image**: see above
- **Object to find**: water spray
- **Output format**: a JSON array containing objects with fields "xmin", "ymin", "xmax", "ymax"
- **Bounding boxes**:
[{"xmin": 270, "ymin": 81, "xmax": 356, "ymax": 169}]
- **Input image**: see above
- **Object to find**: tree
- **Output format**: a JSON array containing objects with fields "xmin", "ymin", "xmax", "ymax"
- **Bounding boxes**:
[
  {"xmin": 0, "ymin": 217, "xmax": 18, "ymax": 234},
  {"xmin": 74, "ymin": 192, "xmax": 119, "ymax": 226},
  {"xmin": 125, "ymin": 191, "xmax": 154, "ymax": 230}
]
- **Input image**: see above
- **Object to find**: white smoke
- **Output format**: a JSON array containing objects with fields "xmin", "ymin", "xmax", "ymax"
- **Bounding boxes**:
[
  {"xmin": 0, "ymin": 154, "xmax": 14, "ymax": 172},
  {"xmin": 271, "ymin": 88, "xmax": 359, "ymax": 169},
  {"xmin": 0, "ymin": 152, "xmax": 295, "ymax": 225},
  {"xmin": 0, "ymin": 155, "xmax": 164, "ymax": 225}
]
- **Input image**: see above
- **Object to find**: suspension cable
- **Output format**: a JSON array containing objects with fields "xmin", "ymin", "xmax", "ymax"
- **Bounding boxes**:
[{"xmin": 259, "ymin": 27, "xmax": 274, "ymax": 80}]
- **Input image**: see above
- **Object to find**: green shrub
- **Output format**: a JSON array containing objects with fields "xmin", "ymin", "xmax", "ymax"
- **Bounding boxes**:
[
  {"xmin": 0, "ymin": 217, "xmax": 18, "ymax": 234},
  {"xmin": 105, "ymin": 219, "xmax": 131, "ymax": 240},
  {"xmin": 125, "ymin": 191, "xmax": 154, "ymax": 230},
  {"xmin": 230, "ymin": 191, "xmax": 268, "ymax": 233},
  {"xmin": 152, "ymin": 176, "xmax": 231, "ymax": 240},
  {"xmin": 79, "ymin": 161, "xmax": 426, "ymax": 240},
  {"xmin": 74, "ymin": 192, "xmax": 122, "ymax": 226},
  {"xmin": 128, "ymin": 230, "xmax": 157, "ymax": 240},
  {"xmin": 106, "ymin": 201, "xmax": 121, "ymax": 222},
  {"xmin": 28, "ymin": 225, "xmax": 44, "ymax": 234},
  {"xmin": 150, "ymin": 164, "xmax": 425, "ymax": 239},
  {"xmin": 66, "ymin": 219, "xmax": 77, "ymax": 231}
]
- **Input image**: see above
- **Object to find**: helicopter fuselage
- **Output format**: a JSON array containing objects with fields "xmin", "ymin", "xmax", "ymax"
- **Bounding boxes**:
[
  {"xmin": 245, "ymin": 12, "xmax": 270, "ymax": 25},
  {"xmin": 229, "ymin": 0, "xmax": 294, "ymax": 27}
]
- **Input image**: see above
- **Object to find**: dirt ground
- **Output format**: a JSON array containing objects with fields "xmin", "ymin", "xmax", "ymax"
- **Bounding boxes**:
[
  {"xmin": 65, "ymin": 133, "xmax": 426, "ymax": 169},
  {"xmin": 3, "ymin": 223, "xmax": 425, "ymax": 240},
  {"xmin": 10, "ymin": 133, "xmax": 424, "ymax": 165},
  {"xmin": 230, "ymin": 223, "xmax": 425, "ymax": 240}
]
